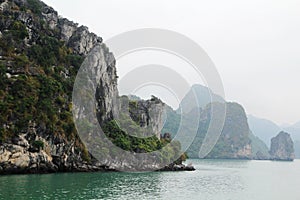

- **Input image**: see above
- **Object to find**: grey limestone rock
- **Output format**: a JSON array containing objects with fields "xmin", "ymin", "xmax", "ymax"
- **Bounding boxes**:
[{"xmin": 270, "ymin": 131, "xmax": 295, "ymax": 161}]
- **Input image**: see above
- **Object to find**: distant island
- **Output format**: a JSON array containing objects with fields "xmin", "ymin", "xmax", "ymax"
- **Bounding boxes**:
[
  {"xmin": 162, "ymin": 84, "xmax": 296, "ymax": 161},
  {"xmin": 248, "ymin": 115, "xmax": 300, "ymax": 159}
]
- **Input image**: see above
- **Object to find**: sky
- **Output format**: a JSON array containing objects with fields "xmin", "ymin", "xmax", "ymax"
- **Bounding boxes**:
[{"xmin": 43, "ymin": 0, "xmax": 300, "ymax": 125}]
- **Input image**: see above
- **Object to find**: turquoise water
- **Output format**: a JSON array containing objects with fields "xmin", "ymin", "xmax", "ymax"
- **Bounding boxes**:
[{"xmin": 0, "ymin": 159, "xmax": 300, "ymax": 200}]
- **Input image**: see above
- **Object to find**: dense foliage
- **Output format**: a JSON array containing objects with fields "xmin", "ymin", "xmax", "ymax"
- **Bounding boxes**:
[
  {"xmin": 0, "ymin": 1, "xmax": 86, "ymax": 161},
  {"xmin": 101, "ymin": 113, "xmax": 186, "ymax": 164},
  {"xmin": 102, "ymin": 120, "xmax": 163, "ymax": 153},
  {"xmin": 0, "ymin": 19, "xmax": 83, "ymax": 141}
]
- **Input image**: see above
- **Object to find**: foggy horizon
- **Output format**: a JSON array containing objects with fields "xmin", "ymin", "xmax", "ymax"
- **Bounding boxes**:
[{"xmin": 43, "ymin": 0, "xmax": 300, "ymax": 125}]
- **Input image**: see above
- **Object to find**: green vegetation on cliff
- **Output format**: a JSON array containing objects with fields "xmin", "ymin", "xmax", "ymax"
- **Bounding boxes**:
[
  {"xmin": 102, "ymin": 120, "xmax": 162, "ymax": 153},
  {"xmin": 163, "ymin": 100, "xmax": 252, "ymax": 159},
  {"xmin": 102, "ymin": 119, "xmax": 186, "ymax": 164},
  {"xmin": 0, "ymin": 0, "xmax": 187, "ymax": 169},
  {"xmin": 0, "ymin": 3, "xmax": 83, "ymax": 143}
]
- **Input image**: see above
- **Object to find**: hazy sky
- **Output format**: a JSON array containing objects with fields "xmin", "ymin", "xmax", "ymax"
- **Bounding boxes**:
[{"xmin": 44, "ymin": 0, "xmax": 300, "ymax": 125}]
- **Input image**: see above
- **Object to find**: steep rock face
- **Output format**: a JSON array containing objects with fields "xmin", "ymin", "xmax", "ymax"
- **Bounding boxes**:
[
  {"xmin": 164, "ymin": 85, "xmax": 252, "ymax": 159},
  {"xmin": 120, "ymin": 96, "xmax": 165, "ymax": 138},
  {"xmin": 68, "ymin": 26, "xmax": 102, "ymax": 56},
  {"xmin": 0, "ymin": 122, "xmax": 111, "ymax": 174},
  {"xmin": 73, "ymin": 43, "xmax": 119, "ymax": 125},
  {"xmin": 183, "ymin": 102, "xmax": 252, "ymax": 159},
  {"xmin": 1, "ymin": 0, "xmax": 101, "ymax": 54},
  {"xmin": 270, "ymin": 132, "xmax": 295, "ymax": 161},
  {"xmin": 134, "ymin": 97, "xmax": 165, "ymax": 138},
  {"xmin": 0, "ymin": 0, "xmax": 176, "ymax": 173},
  {"xmin": 205, "ymin": 103, "xmax": 252, "ymax": 159},
  {"xmin": 0, "ymin": 0, "xmax": 118, "ymax": 173},
  {"xmin": 0, "ymin": 134, "xmax": 89, "ymax": 173}
]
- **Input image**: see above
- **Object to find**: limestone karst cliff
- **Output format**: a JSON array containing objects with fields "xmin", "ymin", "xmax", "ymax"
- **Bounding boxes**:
[
  {"xmin": 163, "ymin": 87, "xmax": 253, "ymax": 159},
  {"xmin": 127, "ymin": 96, "xmax": 165, "ymax": 138},
  {"xmin": 0, "ymin": 0, "xmax": 186, "ymax": 173},
  {"xmin": 270, "ymin": 131, "xmax": 295, "ymax": 161},
  {"xmin": 0, "ymin": 0, "xmax": 119, "ymax": 173},
  {"xmin": 201, "ymin": 102, "xmax": 252, "ymax": 159}
]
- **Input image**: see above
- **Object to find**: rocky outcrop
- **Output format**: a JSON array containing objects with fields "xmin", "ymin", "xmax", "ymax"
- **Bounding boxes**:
[
  {"xmin": 184, "ymin": 102, "xmax": 252, "ymax": 159},
  {"xmin": 0, "ymin": 142, "xmax": 56, "ymax": 173},
  {"xmin": 0, "ymin": 0, "xmax": 117, "ymax": 174},
  {"xmin": 163, "ymin": 85, "xmax": 252, "ymax": 159},
  {"xmin": 0, "ymin": 115, "xmax": 122, "ymax": 174},
  {"xmin": 119, "ymin": 95, "xmax": 165, "ymax": 138},
  {"xmin": 0, "ymin": 133, "xmax": 112, "ymax": 174},
  {"xmin": 158, "ymin": 163, "xmax": 195, "ymax": 171},
  {"xmin": 1, "ymin": 0, "xmax": 101, "ymax": 56},
  {"xmin": 72, "ymin": 43, "xmax": 119, "ymax": 125},
  {"xmin": 225, "ymin": 103, "xmax": 251, "ymax": 158},
  {"xmin": 68, "ymin": 26, "xmax": 102, "ymax": 56},
  {"xmin": 0, "ymin": 0, "xmax": 190, "ymax": 173},
  {"xmin": 128, "ymin": 96, "xmax": 165, "ymax": 138},
  {"xmin": 270, "ymin": 132, "xmax": 295, "ymax": 161}
]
